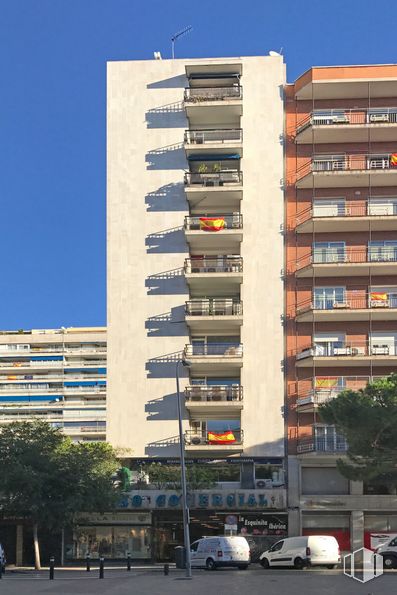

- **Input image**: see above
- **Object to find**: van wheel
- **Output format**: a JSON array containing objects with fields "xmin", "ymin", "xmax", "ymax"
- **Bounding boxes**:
[
  {"xmin": 238, "ymin": 565, "xmax": 248, "ymax": 570},
  {"xmin": 206, "ymin": 558, "xmax": 216, "ymax": 571},
  {"xmin": 383, "ymin": 555, "xmax": 397, "ymax": 569},
  {"xmin": 260, "ymin": 558, "xmax": 270, "ymax": 569},
  {"xmin": 294, "ymin": 557, "xmax": 305, "ymax": 570},
  {"xmin": 326, "ymin": 564, "xmax": 337, "ymax": 569}
]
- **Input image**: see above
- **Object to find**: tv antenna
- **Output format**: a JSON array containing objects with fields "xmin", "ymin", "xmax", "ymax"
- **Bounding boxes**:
[{"xmin": 171, "ymin": 25, "xmax": 192, "ymax": 59}]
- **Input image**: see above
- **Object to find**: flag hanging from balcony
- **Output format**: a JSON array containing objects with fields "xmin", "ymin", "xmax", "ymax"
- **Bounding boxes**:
[
  {"xmin": 370, "ymin": 291, "xmax": 388, "ymax": 301},
  {"xmin": 207, "ymin": 430, "xmax": 236, "ymax": 444},
  {"xmin": 199, "ymin": 217, "xmax": 225, "ymax": 232},
  {"xmin": 315, "ymin": 377, "xmax": 338, "ymax": 388},
  {"xmin": 390, "ymin": 154, "xmax": 397, "ymax": 167}
]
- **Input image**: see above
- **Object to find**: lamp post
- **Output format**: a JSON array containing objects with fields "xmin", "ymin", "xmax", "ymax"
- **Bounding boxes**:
[{"xmin": 176, "ymin": 359, "xmax": 192, "ymax": 579}]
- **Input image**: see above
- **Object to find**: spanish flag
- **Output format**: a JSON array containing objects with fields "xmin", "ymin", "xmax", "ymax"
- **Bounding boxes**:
[
  {"xmin": 207, "ymin": 430, "xmax": 236, "ymax": 444},
  {"xmin": 390, "ymin": 154, "xmax": 397, "ymax": 167},
  {"xmin": 199, "ymin": 217, "xmax": 225, "ymax": 232},
  {"xmin": 370, "ymin": 292, "xmax": 388, "ymax": 301},
  {"xmin": 315, "ymin": 377, "xmax": 338, "ymax": 388}
]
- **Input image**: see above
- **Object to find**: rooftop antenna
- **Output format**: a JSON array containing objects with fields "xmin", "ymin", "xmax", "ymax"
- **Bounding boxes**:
[{"xmin": 171, "ymin": 25, "xmax": 192, "ymax": 59}]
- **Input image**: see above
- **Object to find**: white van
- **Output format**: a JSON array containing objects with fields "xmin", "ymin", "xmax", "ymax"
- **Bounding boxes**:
[
  {"xmin": 190, "ymin": 536, "xmax": 250, "ymax": 570},
  {"xmin": 374, "ymin": 535, "xmax": 397, "ymax": 568},
  {"xmin": 259, "ymin": 535, "xmax": 340, "ymax": 569}
]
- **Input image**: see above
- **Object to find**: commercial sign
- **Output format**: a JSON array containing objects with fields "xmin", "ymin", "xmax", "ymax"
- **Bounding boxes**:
[
  {"xmin": 118, "ymin": 489, "xmax": 286, "ymax": 510},
  {"xmin": 238, "ymin": 513, "xmax": 287, "ymax": 536}
]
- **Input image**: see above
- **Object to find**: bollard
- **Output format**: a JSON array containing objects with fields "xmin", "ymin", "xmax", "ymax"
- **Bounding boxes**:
[
  {"xmin": 49, "ymin": 556, "xmax": 55, "ymax": 580},
  {"xmin": 86, "ymin": 553, "xmax": 91, "ymax": 572},
  {"xmin": 99, "ymin": 557, "xmax": 104, "ymax": 579},
  {"xmin": 164, "ymin": 563, "xmax": 169, "ymax": 576},
  {"xmin": 0, "ymin": 563, "xmax": 2, "ymax": 579},
  {"xmin": 127, "ymin": 552, "xmax": 131, "ymax": 571}
]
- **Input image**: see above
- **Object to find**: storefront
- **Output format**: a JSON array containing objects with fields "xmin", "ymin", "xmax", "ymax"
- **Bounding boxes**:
[
  {"xmin": 302, "ymin": 513, "xmax": 351, "ymax": 551},
  {"xmin": 364, "ymin": 513, "xmax": 397, "ymax": 550}
]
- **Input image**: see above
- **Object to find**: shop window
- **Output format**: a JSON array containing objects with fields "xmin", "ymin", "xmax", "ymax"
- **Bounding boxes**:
[{"xmin": 302, "ymin": 467, "xmax": 349, "ymax": 495}]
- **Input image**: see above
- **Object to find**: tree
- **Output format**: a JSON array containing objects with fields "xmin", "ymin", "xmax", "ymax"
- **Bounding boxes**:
[
  {"xmin": 0, "ymin": 421, "xmax": 122, "ymax": 569},
  {"xmin": 319, "ymin": 374, "xmax": 397, "ymax": 489}
]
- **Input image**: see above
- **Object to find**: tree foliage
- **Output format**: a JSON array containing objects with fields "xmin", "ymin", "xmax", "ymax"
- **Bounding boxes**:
[{"xmin": 319, "ymin": 374, "xmax": 397, "ymax": 486}]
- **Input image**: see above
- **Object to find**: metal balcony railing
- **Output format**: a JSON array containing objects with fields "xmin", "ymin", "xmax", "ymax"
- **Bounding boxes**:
[
  {"xmin": 296, "ymin": 247, "xmax": 397, "ymax": 271},
  {"xmin": 297, "ymin": 293, "xmax": 397, "ymax": 314},
  {"xmin": 297, "ymin": 435, "xmax": 348, "ymax": 454},
  {"xmin": 185, "ymin": 385, "xmax": 243, "ymax": 402},
  {"xmin": 184, "ymin": 214, "xmax": 243, "ymax": 231},
  {"xmin": 296, "ymin": 375, "xmax": 382, "ymax": 405},
  {"xmin": 297, "ymin": 107, "xmax": 397, "ymax": 133},
  {"xmin": 185, "ymin": 299, "xmax": 243, "ymax": 317},
  {"xmin": 0, "ymin": 384, "xmax": 106, "ymax": 393},
  {"xmin": 184, "ymin": 256, "xmax": 243, "ymax": 274},
  {"xmin": 296, "ymin": 200, "xmax": 397, "ymax": 226},
  {"xmin": 184, "ymin": 128, "xmax": 243, "ymax": 145},
  {"xmin": 184, "ymin": 343, "xmax": 243, "ymax": 357},
  {"xmin": 297, "ymin": 153, "xmax": 397, "ymax": 180},
  {"xmin": 184, "ymin": 86, "xmax": 243, "ymax": 102},
  {"xmin": 185, "ymin": 429, "xmax": 244, "ymax": 445},
  {"xmin": 297, "ymin": 341, "xmax": 397, "ymax": 360},
  {"xmin": 184, "ymin": 171, "xmax": 243, "ymax": 187}
]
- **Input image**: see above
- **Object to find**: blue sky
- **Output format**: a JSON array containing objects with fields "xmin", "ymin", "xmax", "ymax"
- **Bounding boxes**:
[{"xmin": 1, "ymin": 0, "xmax": 395, "ymax": 329}]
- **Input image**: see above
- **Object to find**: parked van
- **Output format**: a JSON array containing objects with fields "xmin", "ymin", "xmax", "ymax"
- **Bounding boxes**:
[
  {"xmin": 259, "ymin": 535, "xmax": 340, "ymax": 569},
  {"xmin": 190, "ymin": 536, "xmax": 250, "ymax": 570},
  {"xmin": 374, "ymin": 535, "xmax": 397, "ymax": 568}
]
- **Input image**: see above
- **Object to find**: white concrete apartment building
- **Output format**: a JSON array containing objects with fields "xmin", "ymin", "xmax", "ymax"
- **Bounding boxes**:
[
  {"xmin": 0, "ymin": 327, "xmax": 106, "ymax": 440},
  {"xmin": 107, "ymin": 54, "xmax": 286, "ymax": 534}
]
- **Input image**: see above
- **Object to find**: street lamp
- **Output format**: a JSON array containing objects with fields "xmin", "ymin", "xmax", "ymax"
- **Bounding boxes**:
[{"xmin": 176, "ymin": 358, "xmax": 192, "ymax": 579}]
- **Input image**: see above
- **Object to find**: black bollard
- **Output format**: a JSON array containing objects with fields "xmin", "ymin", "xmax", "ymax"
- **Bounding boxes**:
[
  {"xmin": 127, "ymin": 552, "xmax": 131, "ymax": 571},
  {"xmin": 99, "ymin": 557, "xmax": 104, "ymax": 579},
  {"xmin": 0, "ymin": 563, "xmax": 2, "ymax": 579},
  {"xmin": 164, "ymin": 563, "xmax": 169, "ymax": 576},
  {"xmin": 86, "ymin": 553, "xmax": 91, "ymax": 572},
  {"xmin": 49, "ymin": 556, "xmax": 55, "ymax": 580}
]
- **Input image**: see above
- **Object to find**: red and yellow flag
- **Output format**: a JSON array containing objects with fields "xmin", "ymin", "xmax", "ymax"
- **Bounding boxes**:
[
  {"xmin": 390, "ymin": 154, "xmax": 397, "ymax": 167},
  {"xmin": 315, "ymin": 377, "xmax": 338, "ymax": 388},
  {"xmin": 370, "ymin": 292, "xmax": 388, "ymax": 301},
  {"xmin": 199, "ymin": 217, "xmax": 225, "ymax": 232},
  {"xmin": 207, "ymin": 430, "xmax": 236, "ymax": 444}
]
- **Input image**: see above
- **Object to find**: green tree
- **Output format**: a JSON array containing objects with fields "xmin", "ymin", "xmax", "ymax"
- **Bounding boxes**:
[
  {"xmin": 319, "ymin": 374, "xmax": 397, "ymax": 489},
  {"xmin": 0, "ymin": 421, "xmax": 121, "ymax": 569}
]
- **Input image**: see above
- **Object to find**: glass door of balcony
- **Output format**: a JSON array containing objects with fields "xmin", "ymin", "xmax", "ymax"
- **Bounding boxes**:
[
  {"xmin": 370, "ymin": 332, "xmax": 397, "ymax": 356},
  {"xmin": 314, "ymin": 287, "xmax": 346, "ymax": 310},
  {"xmin": 314, "ymin": 425, "xmax": 346, "ymax": 452},
  {"xmin": 314, "ymin": 332, "xmax": 346, "ymax": 356},
  {"xmin": 313, "ymin": 242, "xmax": 345, "ymax": 263},
  {"xmin": 368, "ymin": 198, "xmax": 397, "ymax": 216},
  {"xmin": 368, "ymin": 241, "xmax": 397, "ymax": 262}
]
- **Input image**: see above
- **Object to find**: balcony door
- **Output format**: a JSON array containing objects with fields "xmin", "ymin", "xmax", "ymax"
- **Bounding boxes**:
[
  {"xmin": 368, "ymin": 240, "xmax": 397, "ymax": 262},
  {"xmin": 313, "ymin": 198, "xmax": 345, "ymax": 218},
  {"xmin": 313, "ymin": 242, "xmax": 345, "ymax": 264},
  {"xmin": 313, "ymin": 287, "xmax": 346, "ymax": 310},
  {"xmin": 314, "ymin": 425, "xmax": 345, "ymax": 452},
  {"xmin": 314, "ymin": 332, "xmax": 345, "ymax": 356},
  {"xmin": 368, "ymin": 198, "xmax": 397, "ymax": 216}
]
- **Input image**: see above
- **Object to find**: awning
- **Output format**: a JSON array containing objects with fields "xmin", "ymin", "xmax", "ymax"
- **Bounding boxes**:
[
  {"xmin": 188, "ymin": 154, "xmax": 240, "ymax": 161},
  {"xmin": 188, "ymin": 73, "xmax": 240, "ymax": 80}
]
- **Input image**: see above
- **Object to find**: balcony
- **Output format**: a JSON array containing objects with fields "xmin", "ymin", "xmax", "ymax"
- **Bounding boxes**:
[
  {"xmin": 296, "ymin": 294, "xmax": 397, "ymax": 322},
  {"xmin": 184, "ymin": 86, "xmax": 243, "ymax": 126},
  {"xmin": 296, "ymin": 153, "xmax": 397, "ymax": 188},
  {"xmin": 185, "ymin": 385, "xmax": 243, "ymax": 412},
  {"xmin": 184, "ymin": 171, "xmax": 243, "ymax": 211},
  {"xmin": 184, "ymin": 343, "xmax": 243, "ymax": 373},
  {"xmin": 184, "ymin": 257, "xmax": 243, "ymax": 294},
  {"xmin": 184, "ymin": 129, "xmax": 243, "ymax": 156},
  {"xmin": 184, "ymin": 429, "xmax": 244, "ymax": 453},
  {"xmin": 296, "ymin": 108, "xmax": 397, "ymax": 144},
  {"xmin": 296, "ymin": 341, "xmax": 397, "ymax": 368},
  {"xmin": 296, "ymin": 375, "xmax": 377, "ymax": 411},
  {"xmin": 295, "ymin": 248, "xmax": 397, "ymax": 277},
  {"xmin": 185, "ymin": 299, "xmax": 243, "ymax": 331},
  {"xmin": 296, "ymin": 200, "xmax": 397, "ymax": 233},
  {"xmin": 297, "ymin": 435, "xmax": 348, "ymax": 455},
  {"xmin": 184, "ymin": 214, "xmax": 243, "ymax": 251}
]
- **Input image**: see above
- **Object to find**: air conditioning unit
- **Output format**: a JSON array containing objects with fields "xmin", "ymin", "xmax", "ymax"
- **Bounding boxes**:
[
  {"xmin": 332, "ymin": 115, "xmax": 349, "ymax": 124},
  {"xmin": 256, "ymin": 479, "xmax": 272, "ymax": 489},
  {"xmin": 190, "ymin": 435, "xmax": 204, "ymax": 445},
  {"xmin": 333, "ymin": 302, "xmax": 348, "ymax": 309}
]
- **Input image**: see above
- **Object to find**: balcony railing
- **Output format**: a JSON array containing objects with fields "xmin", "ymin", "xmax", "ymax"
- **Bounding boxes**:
[
  {"xmin": 297, "ymin": 294, "xmax": 397, "ymax": 314},
  {"xmin": 184, "ymin": 86, "xmax": 243, "ymax": 102},
  {"xmin": 184, "ymin": 214, "xmax": 243, "ymax": 231},
  {"xmin": 297, "ymin": 153, "xmax": 397, "ymax": 180},
  {"xmin": 297, "ymin": 341, "xmax": 397, "ymax": 360},
  {"xmin": 185, "ymin": 385, "xmax": 243, "ymax": 402},
  {"xmin": 184, "ymin": 256, "xmax": 243, "ymax": 274},
  {"xmin": 296, "ymin": 375, "xmax": 382, "ymax": 406},
  {"xmin": 296, "ymin": 247, "xmax": 397, "ymax": 271},
  {"xmin": 297, "ymin": 435, "xmax": 348, "ymax": 454},
  {"xmin": 297, "ymin": 107, "xmax": 397, "ymax": 133},
  {"xmin": 296, "ymin": 200, "xmax": 397, "ymax": 226},
  {"xmin": 0, "ymin": 384, "xmax": 106, "ymax": 393},
  {"xmin": 184, "ymin": 171, "xmax": 243, "ymax": 187},
  {"xmin": 184, "ymin": 343, "xmax": 243, "ymax": 357},
  {"xmin": 185, "ymin": 299, "xmax": 243, "ymax": 317},
  {"xmin": 185, "ymin": 429, "xmax": 244, "ymax": 445},
  {"xmin": 184, "ymin": 129, "xmax": 243, "ymax": 145}
]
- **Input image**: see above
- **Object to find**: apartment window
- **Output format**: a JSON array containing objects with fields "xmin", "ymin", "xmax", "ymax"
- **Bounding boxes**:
[
  {"xmin": 368, "ymin": 240, "xmax": 397, "ymax": 262},
  {"xmin": 313, "ymin": 242, "xmax": 345, "ymax": 263},
  {"xmin": 313, "ymin": 287, "xmax": 346, "ymax": 310},
  {"xmin": 302, "ymin": 467, "xmax": 349, "ymax": 495},
  {"xmin": 313, "ymin": 425, "xmax": 347, "ymax": 452},
  {"xmin": 313, "ymin": 198, "xmax": 345, "ymax": 218},
  {"xmin": 368, "ymin": 197, "xmax": 397, "ymax": 216},
  {"xmin": 314, "ymin": 332, "xmax": 346, "ymax": 356}
]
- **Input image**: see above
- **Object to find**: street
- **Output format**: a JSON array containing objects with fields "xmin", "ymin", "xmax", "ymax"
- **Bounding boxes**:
[{"xmin": 0, "ymin": 566, "xmax": 395, "ymax": 595}]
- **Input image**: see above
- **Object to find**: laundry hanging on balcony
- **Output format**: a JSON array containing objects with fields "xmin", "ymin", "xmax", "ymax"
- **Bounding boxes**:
[
  {"xmin": 207, "ymin": 430, "xmax": 236, "ymax": 444},
  {"xmin": 199, "ymin": 217, "xmax": 225, "ymax": 232},
  {"xmin": 390, "ymin": 153, "xmax": 397, "ymax": 167}
]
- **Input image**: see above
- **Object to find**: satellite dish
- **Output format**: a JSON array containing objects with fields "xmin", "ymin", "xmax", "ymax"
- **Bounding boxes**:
[{"xmin": 269, "ymin": 50, "xmax": 281, "ymax": 57}]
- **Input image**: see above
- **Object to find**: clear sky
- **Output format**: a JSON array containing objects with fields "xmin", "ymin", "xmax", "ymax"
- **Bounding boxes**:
[{"xmin": 1, "ymin": 0, "xmax": 395, "ymax": 329}]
